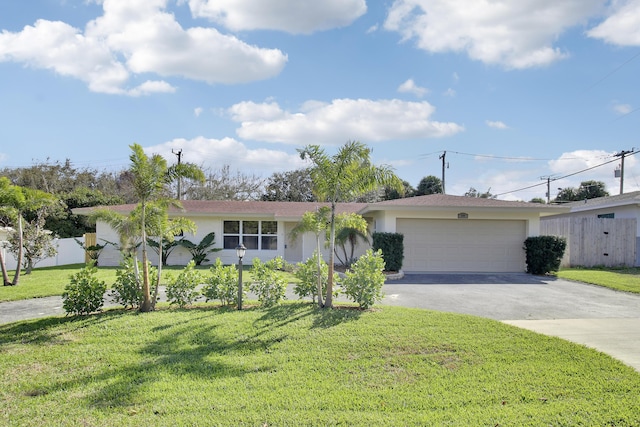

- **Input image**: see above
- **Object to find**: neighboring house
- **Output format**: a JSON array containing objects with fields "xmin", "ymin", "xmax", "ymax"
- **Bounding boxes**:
[
  {"xmin": 75, "ymin": 195, "xmax": 567, "ymax": 273},
  {"xmin": 542, "ymin": 191, "xmax": 640, "ymax": 266}
]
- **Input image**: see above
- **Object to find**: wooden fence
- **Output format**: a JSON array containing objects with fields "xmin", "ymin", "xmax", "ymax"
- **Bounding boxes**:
[{"xmin": 541, "ymin": 217, "xmax": 636, "ymax": 267}]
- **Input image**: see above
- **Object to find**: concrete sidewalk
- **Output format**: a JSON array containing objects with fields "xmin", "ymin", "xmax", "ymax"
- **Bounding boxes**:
[{"xmin": 504, "ymin": 318, "xmax": 640, "ymax": 372}]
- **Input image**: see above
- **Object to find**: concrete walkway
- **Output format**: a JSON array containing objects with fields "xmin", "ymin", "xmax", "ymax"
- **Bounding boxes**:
[{"xmin": 2, "ymin": 274, "xmax": 640, "ymax": 372}]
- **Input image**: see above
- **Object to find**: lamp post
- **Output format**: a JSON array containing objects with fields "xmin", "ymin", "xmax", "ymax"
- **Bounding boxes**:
[{"xmin": 235, "ymin": 243, "xmax": 246, "ymax": 310}]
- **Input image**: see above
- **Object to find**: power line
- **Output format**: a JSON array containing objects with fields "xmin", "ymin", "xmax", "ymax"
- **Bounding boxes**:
[
  {"xmin": 494, "ymin": 152, "xmax": 639, "ymax": 197},
  {"xmin": 586, "ymin": 49, "xmax": 640, "ymax": 92}
]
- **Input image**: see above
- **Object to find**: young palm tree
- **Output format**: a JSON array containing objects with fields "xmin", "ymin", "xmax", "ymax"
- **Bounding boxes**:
[
  {"xmin": 299, "ymin": 141, "xmax": 402, "ymax": 308},
  {"xmin": 289, "ymin": 206, "xmax": 331, "ymax": 307}
]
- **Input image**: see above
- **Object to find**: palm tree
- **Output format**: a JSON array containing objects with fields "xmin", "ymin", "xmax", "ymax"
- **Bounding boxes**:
[
  {"xmin": 333, "ymin": 212, "xmax": 369, "ymax": 269},
  {"xmin": 127, "ymin": 143, "xmax": 204, "ymax": 312},
  {"xmin": 289, "ymin": 207, "xmax": 331, "ymax": 307},
  {"xmin": 299, "ymin": 141, "xmax": 402, "ymax": 308}
]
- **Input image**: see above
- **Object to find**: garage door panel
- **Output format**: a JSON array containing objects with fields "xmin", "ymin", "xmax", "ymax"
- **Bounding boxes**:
[{"xmin": 397, "ymin": 219, "xmax": 526, "ymax": 272}]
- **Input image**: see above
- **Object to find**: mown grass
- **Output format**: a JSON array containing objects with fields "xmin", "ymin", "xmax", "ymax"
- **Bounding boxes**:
[
  {"xmin": 0, "ymin": 264, "xmax": 298, "ymax": 302},
  {"xmin": 558, "ymin": 267, "xmax": 640, "ymax": 294},
  {"xmin": 1, "ymin": 304, "xmax": 639, "ymax": 426}
]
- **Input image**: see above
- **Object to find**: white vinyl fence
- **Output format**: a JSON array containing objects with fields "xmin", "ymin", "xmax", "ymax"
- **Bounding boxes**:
[{"xmin": 0, "ymin": 236, "xmax": 86, "ymax": 270}]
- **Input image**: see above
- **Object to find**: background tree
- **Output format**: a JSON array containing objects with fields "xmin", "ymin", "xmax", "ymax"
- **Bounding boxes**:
[
  {"xmin": 299, "ymin": 141, "xmax": 402, "ymax": 308},
  {"xmin": 554, "ymin": 180, "xmax": 609, "ymax": 203},
  {"xmin": 262, "ymin": 168, "xmax": 316, "ymax": 201},
  {"xmin": 383, "ymin": 180, "xmax": 415, "ymax": 200},
  {"xmin": 185, "ymin": 165, "xmax": 264, "ymax": 200},
  {"xmin": 529, "ymin": 197, "xmax": 546, "ymax": 204},
  {"xmin": 415, "ymin": 175, "xmax": 443, "ymax": 196},
  {"xmin": 465, "ymin": 187, "xmax": 495, "ymax": 198},
  {"xmin": 0, "ymin": 179, "xmax": 56, "ymax": 285},
  {"xmin": 7, "ymin": 210, "xmax": 57, "ymax": 274}
]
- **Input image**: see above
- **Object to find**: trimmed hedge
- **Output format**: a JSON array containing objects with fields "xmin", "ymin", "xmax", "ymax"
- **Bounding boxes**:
[
  {"xmin": 372, "ymin": 232, "xmax": 404, "ymax": 271},
  {"xmin": 524, "ymin": 236, "xmax": 567, "ymax": 275}
]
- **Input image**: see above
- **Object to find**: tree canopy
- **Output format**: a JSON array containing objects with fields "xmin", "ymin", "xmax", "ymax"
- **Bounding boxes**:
[{"xmin": 554, "ymin": 180, "xmax": 609, "ymax": 203}]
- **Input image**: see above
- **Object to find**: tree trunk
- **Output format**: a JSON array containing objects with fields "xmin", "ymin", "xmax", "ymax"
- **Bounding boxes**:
[
  {"xmin": 315, "ymin": 234, "xmax": 324, "ymax": 308},
  {"xmin": 0, "ymin": 248, "xmax": 11, "ymax": 286},
  {"xmin": 325, "ymin": 202, "xmax": 336, "ymax": 308},
  {"xmin": 139, "ymin": 203, "xmax": 153, "ymax": 312},
  {"xmin": 12, "ymin": 215, "xmax": 24, "ymax": 286},
  {"xmin": 153, "ymin": 236, "xmax": 162, "ymax": 307}
]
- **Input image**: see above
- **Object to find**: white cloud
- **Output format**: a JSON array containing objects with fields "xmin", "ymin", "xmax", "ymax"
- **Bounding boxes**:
[
  {"xmin": 486, "ymin": 120, "xmax": 508, "ymax": 130},
  {"xmin": 384, "ymin": 0, "xmax": 603, "ymax": 69},
  {"xmin": 144, "ymin": 136, "xmax": 307, "ymax": 173},
  {"xmin": 0, "ymin": 1, "xmax": 287, "ymax": 95},
  {"xmin": 194, "ymin": 107, "xmax": 203, "ymax": 117},
  {"xmin": 398, "ymin": 78, "xmax": 429, "ymax": 97},
  {"xmin": 228, "ymin": 98, "xmax": 464, "ymax": 144},
  {"xmin": 588, "ymin": 0, "xmax": 640, "ymax": 46},
  {"xmin": 443, "ymin": 88, "xmax": 456, "ymax": 97},
  {"xmin": 187, "ymin": 0, "xmax": 367, "ymax": 34},
  {"xmin": 366, "ymin": 24, "xmax": 379, "ymax": 34},
  {"xmin": 613, "ymin": 103, "xmax": 633, "ymax": 115}
]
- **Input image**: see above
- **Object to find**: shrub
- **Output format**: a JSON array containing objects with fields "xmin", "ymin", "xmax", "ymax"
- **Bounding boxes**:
[
  {"xmin": 250, "ymin": 257, "xmax": 288, "ymax": 308},
  {"xmin": 293, "ymin": 253, "xmax": 339, "ymax": 303},
  {"xmin": 109, "ymin": 258, "xmax": 152, "ymax": 309},
  {"xmin": 524, "ymin": 236, "xmax": 567, "ymax": 275},
  {"xmin": 62, "ymin": 264, "xmax": 107, "ymax": 315},
  {"xmin": 166, "ymin": 261, "xmax": 202, "ymax": 307},
  {"xmin": 178, "ymin": 232, "xmax": 221, "ymax": 265},
  {"xmin": 202, "ymin": 258, "xmax": 240, "ymax": 306},
  {"xmin": 341, "ymin": 249, "xmax": 386, "ymax": 309},
  {"xmin": 372, "ymin": 232, "xmax": 404, "ymax": 271}
]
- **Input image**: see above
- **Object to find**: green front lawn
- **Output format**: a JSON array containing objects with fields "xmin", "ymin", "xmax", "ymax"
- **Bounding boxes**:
[
  {"xmin": 557, "ymin": 267, "xmax": 640, "ymax": 294},
  {"xmin": 2, "ymin": 304, "xmax": 639, "ymax": 426}
]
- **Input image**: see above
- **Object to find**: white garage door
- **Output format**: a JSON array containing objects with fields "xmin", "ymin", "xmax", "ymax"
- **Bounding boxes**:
[{"xmin": 396, "ymin": 219, "xmax": 526, "ymax": 272}]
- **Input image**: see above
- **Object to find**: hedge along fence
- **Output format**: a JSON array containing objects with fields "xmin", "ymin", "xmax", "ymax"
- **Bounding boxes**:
[
  {"xmin": 541, "ymin": 217, "xmax": 636, "ymax": 268},
  {"xmin": 372, "ymin": 232, "xmax": 404, "ymax": 271}
]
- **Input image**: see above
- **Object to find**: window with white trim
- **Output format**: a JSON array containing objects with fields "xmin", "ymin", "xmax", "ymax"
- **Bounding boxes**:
[{"xmin": 223, "ymin": 220, "xmax": 278, "ymax": 250}]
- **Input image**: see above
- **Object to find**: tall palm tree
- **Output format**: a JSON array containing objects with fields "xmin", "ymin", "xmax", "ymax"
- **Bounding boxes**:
[{"xmin": 299, "ymin": 141, "xmax": 402, "ymax": 308}]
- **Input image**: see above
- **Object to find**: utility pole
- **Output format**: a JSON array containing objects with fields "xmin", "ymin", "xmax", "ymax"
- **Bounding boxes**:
[
  {"xmin": 439, "ymin": 151, "xmax": 447, "ymax": 194},
  {"xmin": 540, "ymin": 176, "xmax": 552, "ymax": 203},
  {"xmin": 614, "ymin": 149, "xmax": 633, "ymax": 195},
  {"xmin": 172, "ymin": 148, "xmax": 183, "ymax": 200}
]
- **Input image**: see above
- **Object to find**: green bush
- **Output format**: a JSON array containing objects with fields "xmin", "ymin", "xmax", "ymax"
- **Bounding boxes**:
[
  {"xmin": 372, "ymin": 232, "xmax": 404, "ymax": 271},
  {"xmin": 341, "ymin": 249, "xmax": 386, "ymax": 309},
  {"xmin": 202, "ymin": 258, "xmax": 240, "ymax": 306},
  {"xmin": 166, "ymin": 261, "xmax": 202, "ymax": 307},
  {"xmin": 109, "ymin": 258, "xmax": 155, "ymax": 309},
  {"xmin": 62, "ymin": 264, "xmax": 107, "ymax": 315},
  {"xmin": 250, "ymin": 257, "xmax": 288, "ymax": 308},
  {"xmin": 293, "ymin": 252, "xmax": 339, "ymax": 303},
  {"xmin": 524, "ymin": 236, "xmax": 567, "ymax": 275}
]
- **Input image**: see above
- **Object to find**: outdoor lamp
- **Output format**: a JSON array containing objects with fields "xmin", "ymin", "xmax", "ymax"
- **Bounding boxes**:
[{"xmin": 236, "ymin": 243, "xmax": 246, "ymax": 310}]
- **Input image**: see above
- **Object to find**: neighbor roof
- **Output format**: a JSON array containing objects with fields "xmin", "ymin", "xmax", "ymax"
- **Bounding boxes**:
[{"xmin": 560, "ymin": 191, "xmax": 640, "ymax": 212}]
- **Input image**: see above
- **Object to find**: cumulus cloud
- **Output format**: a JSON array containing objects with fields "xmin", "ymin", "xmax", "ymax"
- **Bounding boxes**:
[
  {"xmin": 398, "ymin": 78, "xmax": 429, "ymax": 97},
  {"xmin": 144, "ymin": 136, "xmax": 307, "ymax": 173},
  {"xmin": 227, "ymin": 98, "xmax": 464, "ymax": 144},
  {"xmin": 384, "ymin": 0, "xmax": 603, "ymax": 69},
  {"xmin": 486, "ymin": 120, "xmax": 508, "ymax": 130},
  {"xmin": 187, "ymin": 0, "xmax": 367, "ymax": 34},
  {"xmin": 194, "ymin": 107, "xmax": 203, "ymax": 117},
  {"xmin": 588, "ymin": 0, "xmax": 640, "ymax": 46},
  {"xmin": 0, "ymin": 1, "xmax": 287, "ymax": 95}
]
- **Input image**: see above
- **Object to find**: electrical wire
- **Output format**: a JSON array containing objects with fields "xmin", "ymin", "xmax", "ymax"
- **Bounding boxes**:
[{"xmin": 493, "ymin": 150, "xmax": 639, "ymax": 197}]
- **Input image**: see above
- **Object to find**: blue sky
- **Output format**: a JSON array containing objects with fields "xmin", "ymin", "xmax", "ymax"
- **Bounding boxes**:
[{"xmin": 1, "ymin": 0, "xmax": 639, "ymax": 201}]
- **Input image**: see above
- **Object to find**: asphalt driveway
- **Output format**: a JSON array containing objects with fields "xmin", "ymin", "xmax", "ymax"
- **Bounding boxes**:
[{"xmin": 2, "ymin": 273, "xmax": 640, "ymax": 371}]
